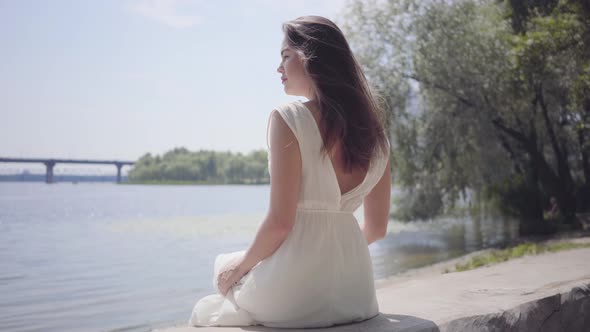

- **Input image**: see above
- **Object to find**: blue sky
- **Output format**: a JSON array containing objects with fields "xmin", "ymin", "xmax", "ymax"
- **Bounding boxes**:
[{"xmin": 0, "ymin": 0, "xmax": 348, "ymax": 173}]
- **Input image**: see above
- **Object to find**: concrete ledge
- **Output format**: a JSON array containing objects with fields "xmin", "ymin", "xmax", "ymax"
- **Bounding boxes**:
[{"xmin": 157, "ymin": 247, "xmax": 590, "ymax": 332}]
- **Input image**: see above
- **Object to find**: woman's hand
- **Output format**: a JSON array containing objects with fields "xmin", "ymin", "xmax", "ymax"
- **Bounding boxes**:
[{"xmin": 216, "ymin": 257, "xmax": 250, "ymax": 296}]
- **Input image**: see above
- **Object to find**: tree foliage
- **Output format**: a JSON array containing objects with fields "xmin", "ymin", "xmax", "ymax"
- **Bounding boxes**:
[
  {"xmin": 343, "ymin": 0, "xmax": 590, "ymax": 233},
  {"xmin": 128, "ymin": 147, "xmax": 269, "ymax": 185}
]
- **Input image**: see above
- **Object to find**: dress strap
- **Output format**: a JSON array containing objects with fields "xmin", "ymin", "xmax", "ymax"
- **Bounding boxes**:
[{"xmin": 266, "ymin": 102, "xmax": 302, "ymax": 150}]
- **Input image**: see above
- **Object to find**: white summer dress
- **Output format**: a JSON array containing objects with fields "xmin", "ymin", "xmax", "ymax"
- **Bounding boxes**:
[{"xmin": 189, "ymin": 100, "xmax": 390, "ymax": 328}]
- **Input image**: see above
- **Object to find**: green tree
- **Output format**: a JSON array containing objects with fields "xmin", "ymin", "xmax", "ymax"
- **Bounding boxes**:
[
  {"xmin": 128, "ymin": 148, "xmax": 269, "ymax": 185},
  {"xmin": 343, "ymin": 0, "xmax": 589, "ymax": 233}
]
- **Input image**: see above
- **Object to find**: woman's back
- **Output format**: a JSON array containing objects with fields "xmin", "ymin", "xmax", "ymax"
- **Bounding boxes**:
[
  {"xmin": 267, "ymin": 100, "xmax": 390, "ymax": 212},
  {"xmin": 301, "ymin": 100, "xmax": 371, "ymax": 196},
  {"xmin": 189, "ymin": 101, "xmax": 390, "ymax": 328}
]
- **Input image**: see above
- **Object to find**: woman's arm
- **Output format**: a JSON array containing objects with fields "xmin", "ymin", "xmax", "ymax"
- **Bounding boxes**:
[
  {"xmin": 217, "ymin": 110, "xmax": 300, "ymax": 295},
  {"xmin": 361, "ymin": 158, "xmax": 391, "ymax": 245},
  {"xmin": 237, "ymin": 110, "xmax": 302, "ymax": 272}
]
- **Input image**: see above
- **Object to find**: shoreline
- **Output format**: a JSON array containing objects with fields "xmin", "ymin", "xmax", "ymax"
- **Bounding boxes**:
[{"xmin": 375, "ymin": 231, "xmax": 590, "ymax": 290}]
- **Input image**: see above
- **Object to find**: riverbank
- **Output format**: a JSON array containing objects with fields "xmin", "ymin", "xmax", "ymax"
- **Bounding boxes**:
[
  {"xmin": 374, "ymin": 233, "xmax": 590, "ymax": 289},
  {"xmin": 156, "ymin": 234, "xmax": 590, "ymax": 332}
]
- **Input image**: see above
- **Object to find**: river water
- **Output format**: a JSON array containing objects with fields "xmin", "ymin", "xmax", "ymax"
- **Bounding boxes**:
[{"xmin": 0, "ymin": 182, "xmax": 519, "ymax": 331}]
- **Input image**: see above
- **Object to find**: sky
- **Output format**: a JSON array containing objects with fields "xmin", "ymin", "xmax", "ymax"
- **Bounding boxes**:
[{"xmin": 0, "ymin": 0, "xmax": 349, "ymax": 173}]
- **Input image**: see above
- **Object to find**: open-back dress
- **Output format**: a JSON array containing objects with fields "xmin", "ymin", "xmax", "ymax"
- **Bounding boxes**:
[{"xmin": 189, "ymin": 100, "xmax": 390, "ymax": 328}]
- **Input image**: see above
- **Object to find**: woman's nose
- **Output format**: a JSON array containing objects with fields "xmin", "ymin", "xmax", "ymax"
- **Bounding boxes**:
[{"xmin": 277, "ymin": 65, "xmax": 283, "ymax": 74}]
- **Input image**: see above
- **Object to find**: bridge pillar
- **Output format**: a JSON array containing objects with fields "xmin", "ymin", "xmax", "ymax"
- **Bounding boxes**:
[
  {"xmin": 44, "ymin": 160, "xmax": 56, "ymax": 184},
  {"xmin": 115, "ymin": 163, "xmax": 123, "ymax": 183}
]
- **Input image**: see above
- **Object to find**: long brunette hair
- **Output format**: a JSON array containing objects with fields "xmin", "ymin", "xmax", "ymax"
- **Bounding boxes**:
[{"xmin": 282, "ymin": 15, "xmax": 389, "ymax": 172}]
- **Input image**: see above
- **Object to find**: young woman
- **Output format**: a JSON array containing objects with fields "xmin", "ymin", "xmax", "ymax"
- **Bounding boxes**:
[{"xmin": 189, "ymin": 15, "xmax": 391, "ymax": 328}]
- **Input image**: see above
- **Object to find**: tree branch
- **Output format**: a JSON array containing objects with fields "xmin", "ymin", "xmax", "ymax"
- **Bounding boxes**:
[{"xmin": 402, "ymin": 73, "xmax": 478, "ymax": 108}]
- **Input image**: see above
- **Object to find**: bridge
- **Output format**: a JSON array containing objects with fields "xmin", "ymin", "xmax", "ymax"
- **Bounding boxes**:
[{"xmin": 0, "ymin": 158, "xmax": 135, "ymax": 184}]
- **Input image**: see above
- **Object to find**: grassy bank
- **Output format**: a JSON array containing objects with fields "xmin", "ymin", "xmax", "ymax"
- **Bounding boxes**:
[{"xmin": 443, "ymin": 241, "xmax": 590, "ymax": 273}]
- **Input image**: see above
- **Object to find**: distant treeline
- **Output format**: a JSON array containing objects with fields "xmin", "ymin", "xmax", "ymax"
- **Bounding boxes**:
[
  {"xmin": 128, "ymin": 147, "xmax": 269, "ymax": 185},
  {"xmin": 0, "ymin": 173, "xmax": 127, "ymax": 183}
]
